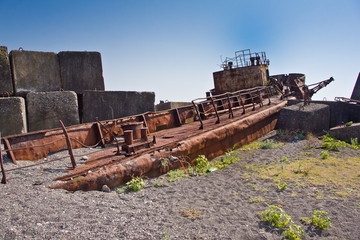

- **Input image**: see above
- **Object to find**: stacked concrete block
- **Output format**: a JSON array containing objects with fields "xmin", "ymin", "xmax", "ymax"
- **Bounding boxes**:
[
  {"xmin": 0, "ymin": 46, "xmax": 13, "ymax": 96},
  {"xmin": 330, "ymin": 123, "xmax": 360, "ymax": 142},
  {"xmin": 26, "ymin": 91, "xmax": 79, "ymax": 132},
  {"xmin": 9, "ymin": 50, "xmax": 61, "ymax": 95},
  {"xmin": 276, "ymin": 103, "xmax": 330, "ymax": 133},
  {"xmin": 0, "ymin": 97, "xmax": 27, "ymax": 136},
  {"xmin": 82, "ymin": 90, "xmax": 155, "ymax": 123},
  {"xmin": 155, "ymin": 101, "xmax": 192, "ymax": 111},
  {"xmin": 58, "ymin": 51, "xmax": 105, "ymax": 93},
  {"xmin": 350, "ymin": 72, "xmax": 360, "ymax": 101}
]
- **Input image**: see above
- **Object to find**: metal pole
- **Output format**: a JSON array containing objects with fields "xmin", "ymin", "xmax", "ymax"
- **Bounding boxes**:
[
  {"xmin": 59, "ymin": 120, "xmax": 76, "ymax": 169},
  {"xmin": 192, "ymin": 101, "xmax": 203, "ymax": 130},
  {"xmin": 210, "ymin": 97, "xmax": 220, "ymax": 124},
  {"xmin": 226, "ymin": 93, "xmax": 234, "ymax": 118}
]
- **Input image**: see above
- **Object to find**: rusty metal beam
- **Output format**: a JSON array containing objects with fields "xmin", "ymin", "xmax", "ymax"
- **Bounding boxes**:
[
  {"xmin": 59, "ymin": 120, "xmax": 76, "ymax": 169},
  {"xmin": 3, "ymin": 138, "xmax": 16, "ymax": 164}
]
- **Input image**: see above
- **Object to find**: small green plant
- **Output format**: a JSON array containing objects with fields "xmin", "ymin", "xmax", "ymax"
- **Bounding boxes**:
[
  {"xmin": 283, "ymin": 223, "xmax": 304, "ymax": 240},
  {"xmin": 350, "ymin": 138, "xmax": 360, "ymax": 150},
  {"xmin": 300, "ymin": 217, "xmax": 311, "ymax": 224},
  {"xmin": 280, "ymin": 156, "xmax": 288, "ymax": 170},
  {"xmin": 260, "ymin": 205, "xmax": 292, "ymax": 229},
  {"xmin": 116, "ymin": 176, "xmax": 146, "ymax": 193},
  {"xmin": 179, "ymin": 208, "xmax": 203, "ymax": 220},
  {"xmin": 153, "ymin": 180, "xmax": 165, "ymax": 187},
  {"xmin": 166, "ymin": 169, "xmax": 189, "ymax": 182},
  {"xmin": 278, "ymin": 181, "xmax": 287, "ymax": 191},
  {"xmin": 321, "ymin": 133, "xmax": 347, "ymax": 151},
  {"xmin": 261, "ymin": 139, "xmax": 275, "ymax": 149},
  {"xmin": 312, "ymin": 210, "xmax": 331, "ymax": 229},
  {"xmin": 194, "ymin": 155, "xmax": 209, "ymax": 169},
  {"xmin": 345, "ymin": 121, "xmax": 353, "ymax": 126},
  {"xmin": 295, "ymin": 131, "xmax": 306, "ymax": 140},
  {"xmin": 126, "ymin": 176, "xmax": 146, "ymax": 191},
  {"xmin": 248, "ymin": 196, "xmax": 266, "ymax": 203},
  {"xmin": 320, "ymin": 150, "xmax": 329, "ymax": 159}
]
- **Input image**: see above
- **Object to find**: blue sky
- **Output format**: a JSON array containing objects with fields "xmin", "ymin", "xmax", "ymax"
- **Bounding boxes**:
[{"xmin": 1, "ymin": 0, "xmax": 359, "ymax": 103}]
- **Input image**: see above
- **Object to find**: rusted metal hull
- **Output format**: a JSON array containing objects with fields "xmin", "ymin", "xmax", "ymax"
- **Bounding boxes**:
[{"xmin": 50, "ymin": 101, "xmax": 286, "ymax": 191}]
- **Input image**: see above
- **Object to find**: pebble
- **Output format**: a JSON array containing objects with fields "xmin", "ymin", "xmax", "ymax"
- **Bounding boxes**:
[{"xmin": 101, "ymin": 185, "xmax": 111, "ymax": 192}]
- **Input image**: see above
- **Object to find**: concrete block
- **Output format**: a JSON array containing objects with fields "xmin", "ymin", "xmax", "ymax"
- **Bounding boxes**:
[
  {"xmin": 0, "ymin": 97, "xmax": 27, "ymax": 136},
  {"xmin": 155, "ymin": 101, "xmax": 192, "ymax": 111},
  {"xmin": 9, "ymin": 50, "xmax": 61, "ymax": 95},
  {"xmin": 330, "ymin": 123, "xmax": 360, "ymax": 142},
  {"xmin": 58, "ymin": 51, "xmax": 104, "ymax": 94},
  {"xmin": 27, "ymin": 91, "xmax": 79, "ymax": 132},
  {"xmin": 276, "ymin": 103, "xmax": 330, "ymax": 133},
  {"xmin": 82, "ymin": 91, "xmax": 155, "ymax": 123},
  {"xmin": 0, "ymin": 46, "xmax": 13, "ymax": 96},
  {"xmin": 288, "ymin": 100, "xmax": 360, "ymax": 128},
  {"xmin": 350, "ymin": 72, "xmax": 360, "ymax": 100}
]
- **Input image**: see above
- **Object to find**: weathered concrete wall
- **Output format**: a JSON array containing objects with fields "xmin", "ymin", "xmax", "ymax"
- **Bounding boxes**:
[
  {"xmin": 58, "ymin": 51, "xmax": 104, "ymax": 94},
  {"xmin": 330, "ymin": 123, "xmax": 360, "ymax": 142},
  {"xmin": 276, "ymin": 103, "xmax": 330, "ymax": 133},
  {"xmin": 350, "ymin": 72, "xmax": 360, "ymax": 100},
  {"xmin": 288, "ymin": 100, "xmax": 360, "ymax": 127},
  {"xmin": 9, "ymin": 50, "xmax": 61, "ymax": 95},
  {"xmin": 0, "ymin": 97, "xmax": 27, "ymax": 136},
  {"xmin": 213, "ymin": 65, "xmax": 268, "ymax": 94},
  {"xmin": 0, "ymin": 46, "xmax": 13, "ymax": 96},
  {"xmin": 27, "ymin": 91, "xmax": 79, "ymax": 132},
  {"xmin": 155, "ymin": 101, "xmax": 192, "ymax": 111},
  {"xmin": 82, "ymin": 91, "xmax": 155, "ymax": 123}
]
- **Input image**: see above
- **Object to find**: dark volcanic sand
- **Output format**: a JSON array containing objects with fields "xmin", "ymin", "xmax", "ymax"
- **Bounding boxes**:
[{"xmin": 1, "ymin": 132, "xmax": 359, "ymax": 240}]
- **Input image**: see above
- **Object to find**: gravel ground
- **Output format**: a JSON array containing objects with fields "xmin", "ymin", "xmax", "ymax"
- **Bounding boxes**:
[{"xmin": 1, "ymin": 133, "xmax": 359, "ymax": 240}]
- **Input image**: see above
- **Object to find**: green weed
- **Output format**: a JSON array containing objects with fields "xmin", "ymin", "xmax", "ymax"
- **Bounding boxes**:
[
  {"xmin": 260, "ymin": 205, "xmax": 292, "ymax": 229},
  {"xmin": 320, "ymin": 150, "xmax": 329, "ymax": 159},
  {"xmin": 277, "ymin": 181, "xmax": 287, "ymax": 191},
  {"xmin": 127, "ymin": 176, "xmax": 146, "ymax": 191},
  {"xmin": 312, "ymin": 210, "xmax": 331, "ymax": 229},
  {"xmin": 166, "ymin": 169, "xmax": 189, "ymax": 182},
  {"xmin": 248, "ymin": 196, "xmax": 266, "ymax": 203},
  {"xmin": 283, "ymin": 223, "xmax": 304, "ymax": 240}
]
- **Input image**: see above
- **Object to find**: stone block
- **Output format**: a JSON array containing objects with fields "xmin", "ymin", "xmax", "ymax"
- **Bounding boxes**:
[
  {"xmin": 9, "ymin": 50, "xmax": 61, "ymax": 95},
  {"xmin": 350, "ymin": 72, "xmax": 360, "ymax": 100},
  {"xmin": 82, "ymin": 91, "xmax": 155, "ymax": 123},
  {"xmin": 276, "ymin": 103, "xmax": 330, "ymax": 133},
  {"xmin": 330, "ymin": 123, "xmax": 360, "ymax": 142},
  {"xmin": 0, "ymin": 46, "xmax": 13, "ymax": 96},
  {"xmin": 58, "ymin": 51, "xmax": 104, "ymax": 94},
  {"xmin": 0, "ymin": 97, "xmax": 27, "ymax": 136},
  {"xmin": 155, "ymin": 101, "xmax": 192, "ymax": 111},
  {"xmin": 27, "ymin": 91, "xmax": 79, "ymax": 132}
]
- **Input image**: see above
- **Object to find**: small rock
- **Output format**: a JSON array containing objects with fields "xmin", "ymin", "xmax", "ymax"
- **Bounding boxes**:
[
  {"xmin": 80, "ymin": 156, "xmax": 89, "ymax": 161},
  {"xmin": 101, "ymin": 185, "xmax": 111, "ymax": 192}
]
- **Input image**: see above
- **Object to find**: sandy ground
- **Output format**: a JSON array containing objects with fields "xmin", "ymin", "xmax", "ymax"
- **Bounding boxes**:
[{"xmin": 0, "ymin": 132, "xmax": 359, "ymax": 240}]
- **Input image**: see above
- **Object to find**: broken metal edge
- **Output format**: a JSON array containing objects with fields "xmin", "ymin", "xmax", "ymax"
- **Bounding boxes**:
[{"xmin": 49, "ymin": 101, "xmax": 287, "ymax": 191}]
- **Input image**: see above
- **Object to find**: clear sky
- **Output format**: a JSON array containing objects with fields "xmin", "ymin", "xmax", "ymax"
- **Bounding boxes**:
[{"xmin": 1, "ymin": 0, "xmax": 359, "ymax": 103}]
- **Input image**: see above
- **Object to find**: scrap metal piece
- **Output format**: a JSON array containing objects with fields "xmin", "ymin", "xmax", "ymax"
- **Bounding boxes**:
[{"xmin": 59, "ymin": 120, "xmax": 76, "ymax": 169}]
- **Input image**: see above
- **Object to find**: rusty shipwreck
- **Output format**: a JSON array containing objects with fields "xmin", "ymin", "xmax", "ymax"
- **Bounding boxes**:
[{"xmin": 0, "ymin": 49, "xmax": 334, "ymax": 191}]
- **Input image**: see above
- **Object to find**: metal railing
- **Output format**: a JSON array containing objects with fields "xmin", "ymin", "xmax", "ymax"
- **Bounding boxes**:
[{"xmin": 192, "ymin": 86, "xmax": 273, "ymax": 129}]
